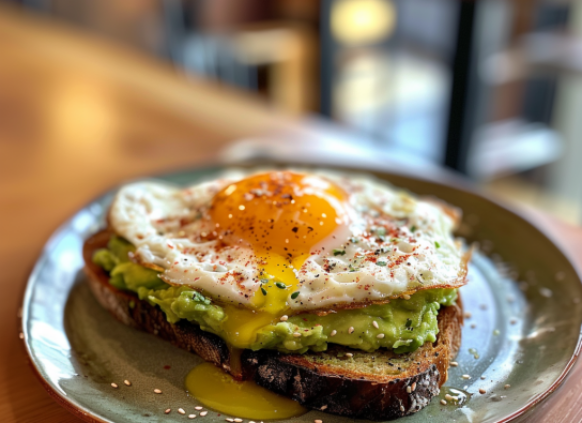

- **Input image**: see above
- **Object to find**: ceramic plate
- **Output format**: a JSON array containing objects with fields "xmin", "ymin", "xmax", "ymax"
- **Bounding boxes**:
[{"xmin": 22, "ymin": 165, "xmax": 582, "ymax": 423}]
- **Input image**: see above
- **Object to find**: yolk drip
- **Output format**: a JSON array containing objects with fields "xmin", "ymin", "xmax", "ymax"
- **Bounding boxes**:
[
  {"xmin": 185, "ymin": 362, "xmax": 307, "ymax": 420},
  {"xmin": 210, "ymin": 171, "xmax": 348, "ymax": 348},
  {"xmin": 220, "ymin": 253, "xmax": 309, "ymax": 348}
]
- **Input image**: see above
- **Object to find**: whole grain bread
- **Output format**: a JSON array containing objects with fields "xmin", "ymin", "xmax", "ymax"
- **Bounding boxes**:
[{"xmin": 83, "ymin": 230, "xmax": 463, "ymax": 421}]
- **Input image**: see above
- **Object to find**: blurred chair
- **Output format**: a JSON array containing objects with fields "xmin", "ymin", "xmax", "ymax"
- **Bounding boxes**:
[
  {"xmin": 162, "ymin": 0, "xmax": 316, "ymax": 114},
  {"xmin": 162, "ymin": 0, "xmax": 258, "ymax": 90}
]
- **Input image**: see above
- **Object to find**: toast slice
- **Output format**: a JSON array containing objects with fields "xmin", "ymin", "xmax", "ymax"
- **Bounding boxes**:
[{"xmin": 83, "ymin": 230, "xmax": 463, "ymax": 421}]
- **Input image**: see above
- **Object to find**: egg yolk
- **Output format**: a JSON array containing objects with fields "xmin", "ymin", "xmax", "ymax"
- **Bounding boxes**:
[
  {"xmin": 185, "ymin": 362, "xmax": 306, "ymax": 419},
  {"xmin": 210, "ymin": 171, "xmax": 348, "ymax": 348},
  {"xmin": 211, "ymin": 171, "xmax": 346, "ymax": 258}
]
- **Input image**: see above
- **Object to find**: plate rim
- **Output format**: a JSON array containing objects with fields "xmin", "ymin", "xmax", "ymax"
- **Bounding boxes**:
[{"xmin": 21, "ymin": 162, "xmax": 582, "ymax": 423}]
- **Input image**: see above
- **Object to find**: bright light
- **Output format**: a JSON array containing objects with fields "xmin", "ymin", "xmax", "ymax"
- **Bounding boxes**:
[{"xmin": 331, "ymin": 0, "xmax": 396, "ymax": 46}]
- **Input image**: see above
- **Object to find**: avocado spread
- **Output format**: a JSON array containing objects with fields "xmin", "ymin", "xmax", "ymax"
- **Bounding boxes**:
[{"xmin": 93, "ymin": 236, "xmax": 457, "ymax": 354}]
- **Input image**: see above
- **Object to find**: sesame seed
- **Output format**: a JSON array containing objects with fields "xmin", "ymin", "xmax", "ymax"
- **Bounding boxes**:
[
  {"xmin": 178, "ymin": 408, "xmax": 186, "ymax": 415},
  {"xmin": 471, "ymin": 323, "xmax": 476, "ymax": 329},
  {"xmin": 225, "ymin": 419, "xmax": 233, "ymax": 422},
  {"xmin": 330, "ymin": 330, "xmax": 337, "ymax": 337},
  {"xmin": 480, "ymin": 376, "xmax": 486, "ymax": 380},
  {"xmin": 445, "ymin": 394, "xmax": 453, "ymax": 401},
  {"xmin": 400, "ymin": 405, "xmax": 405, "ymax": 412},
  {"xmin": 200, "ymin": 411, "xmax": 208, "ymax": 416},
  {"xmin": 540, "ymin": 287, "xmax": 553, "ymax": 298},
  {"xmin": 372, "ymin": 321, "xmax": 379, "ymax": 329},
  {"xmin": 18, "ymin": 332, "xmax": 24, "ymax": 340},
  {"xmin": 464, "ymin": 311, "xmax": 472, "ymax": 319},
  {"xmin": 280, "ymin": 315, "xmax": 288, "ymax": 321},
  {"xmin": 234, "ymin": 419, "xmax": 243, "ymax": 423},
  {"xmin": 479, "ymin": 388, "xmax": 486, "ymax": 394},
  {"xmin": 293, "ymin": 332, "xmax": 301, "ymax": 337},
  {"xmin": 195, "ymin": 407, "xmax": 203, "ymax": 410},
  {"xmin": 450, "ymin": 361, "xmax": 458, "ymax": 367},
  {"xmin": 411, "ymin": 382, "xmax": 416, "ymax": 391},
  {"xmin": 154, "ymin": 388, "xmax": 162, "ymax": 394},
  {"xmin": 462, "ymin": 374, "xmax": 471, "ymax": 380},
  {"xmin": 348, "ymin": 326, "xmax": 355, "ymax": 334},
  {"xmin": 376, "ymin": 333, "xmax": 385, "ymax": 339},
  {"xmin": 320, "ymin": 405, "xmax": 328, "ymax": 410},
  {"xmin": 124, "ymin": 380, "xmax": 131, "ymax": 386},
  {"xmin": 345, "ymin": 352, "xmax": 353, "ymax": 358},
  {"xmin": 189, "ymin": 414, "xmax": 197, "ymax": 419},
  {"xmin": 165, "ymin": 408, "xmax": 171, "ymax": 414},
  {"xmin": 504, "ymin": 384, "xmax": 511, "ymax": 389},
  {"xmin": 402, "ymin": 294, "xmax": 411, "ymax": 300},
  {"xmin": 110, "ymin": 383, "xmax": 118, "ymax": 389},
  {"xmin": 440, "ymin": 399, "xmax": 447, "ymax": 405},
  {"xmin": 406, "ymin": 386, "xmax": 412, "ymax": 393},
  {"xmin": 314, "ymin": 420, "xmax": 323, "ymax": 423}
]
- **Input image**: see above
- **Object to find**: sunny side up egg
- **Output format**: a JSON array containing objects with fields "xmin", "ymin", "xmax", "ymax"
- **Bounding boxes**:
[{"xmin": 109, "ymin": 169, "xmax": 466, "ymax": 348}]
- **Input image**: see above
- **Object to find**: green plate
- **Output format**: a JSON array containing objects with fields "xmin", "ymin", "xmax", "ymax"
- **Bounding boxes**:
[{"xmin": 22, "ymin": 164, "xmax": 582, "ymax": 423}]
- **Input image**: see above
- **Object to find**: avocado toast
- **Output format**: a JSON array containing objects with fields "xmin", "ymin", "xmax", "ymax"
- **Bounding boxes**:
[
  {"xmin": 82, "ymin": 170, "xmax": 469, "ymax": 420},
  {"xmin": 84, "ymin": 229, "xmax": 463, "ymax": 420}
]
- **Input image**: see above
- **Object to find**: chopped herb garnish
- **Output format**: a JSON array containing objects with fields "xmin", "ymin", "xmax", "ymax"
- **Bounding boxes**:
[
  {"xmin": 275, "ymin": 282, "xmax": 287, "ymax": 289},
  {"xmin": 349, "ymin": 264, "xmax": 359, "ymax": 272},
  {"xmin": 435, "ymin": 241, "xmax": 441, "ymax": 248},
  {"xmin": 410, "ymin": 225, "xmax": 417, "ymax": 232},
  {"xmin": 333, "ymin": 249, "xmax": 346, "ymax": 256},
  {"xmin": 405, "ymin": 318, "xmax": 413, "ymax": 328},
  {"xmin": 350, "ymin": 237, "xmax": 359, "ymax": 244},
  {"xmin": 376, "ymin": 227, "xmax": 386, "ymax": 237},
  {"xmin": 260, "ymin": 278, "xmax": 269, "ymax": 284},
  {"xmin": 261, "ymin": 287, "xmax": 267, "ymax": 296},
  {"xmin": 290, "ymin": 291, "xmax": 300, "ymax": 300},
  {"xmin": 192, "ymin": 291, "xmax": 211, "ymax": 305},
  {"xmin": 390, "ymin": 238, "xmax": 401, "ymax": 243},
  {"xmin": 376, "ymin": 260, "xmax": 387, "ymax": 267}
]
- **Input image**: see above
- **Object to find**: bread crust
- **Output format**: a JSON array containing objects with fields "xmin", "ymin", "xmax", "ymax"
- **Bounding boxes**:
[{"xmin": 83, "ymin": 230, "xmax": 463, "ymax": 420}]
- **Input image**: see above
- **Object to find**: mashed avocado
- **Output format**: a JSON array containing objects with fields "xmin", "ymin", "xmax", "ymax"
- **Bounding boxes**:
[{"xmin": 93, "ymin": 236, "xmax": 457, "ymax": 354}]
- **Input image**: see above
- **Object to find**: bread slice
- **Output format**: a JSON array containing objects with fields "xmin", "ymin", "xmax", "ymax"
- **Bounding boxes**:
[{"xmin": 83, "ymin": 230, "xmax": 463, "ymax": 421}]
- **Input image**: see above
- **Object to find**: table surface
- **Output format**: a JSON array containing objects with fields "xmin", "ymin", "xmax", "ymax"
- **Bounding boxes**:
[{"xmin": 1, "ymin": 5, "xmax": 582, "ymax": 423}]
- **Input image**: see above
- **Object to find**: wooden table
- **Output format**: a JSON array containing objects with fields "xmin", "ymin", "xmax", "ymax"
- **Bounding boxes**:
[{"xmin": 1, "ymin": 6, "xmax": 581, "ymax": 423}]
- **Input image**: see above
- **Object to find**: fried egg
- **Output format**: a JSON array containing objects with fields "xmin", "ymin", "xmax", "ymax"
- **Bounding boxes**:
[{"xmin": 110, "ymin": 170, "xmax": 467, "ymax": 321}]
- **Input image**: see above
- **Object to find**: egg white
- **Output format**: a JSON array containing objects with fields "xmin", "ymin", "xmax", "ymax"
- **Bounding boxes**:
[{"xmin": 109, "ymin": 170, "xmax": 466, "ymax": 311}]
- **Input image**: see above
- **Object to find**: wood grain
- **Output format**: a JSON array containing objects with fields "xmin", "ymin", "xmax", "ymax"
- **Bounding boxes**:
[{"xmin": 1, "ymin": 5, "xmax": 581, "ymax": 423}]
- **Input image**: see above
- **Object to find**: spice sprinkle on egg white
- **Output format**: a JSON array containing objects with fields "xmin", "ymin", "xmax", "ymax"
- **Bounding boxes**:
[{"xmin": 109, "ymin": 169, "xmax": 467, "ymax": 312}]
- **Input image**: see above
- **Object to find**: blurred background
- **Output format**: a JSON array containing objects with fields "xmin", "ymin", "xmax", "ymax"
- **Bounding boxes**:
[{"xmin": 2, "ymin": 0, "xmax": 582, "ymax": 224}]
